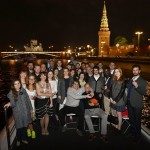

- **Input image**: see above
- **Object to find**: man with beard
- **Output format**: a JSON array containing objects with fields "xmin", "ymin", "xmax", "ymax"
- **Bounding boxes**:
[{"xmin": 127, "ymin": 64, "xmax": 147, "ymax": 143}]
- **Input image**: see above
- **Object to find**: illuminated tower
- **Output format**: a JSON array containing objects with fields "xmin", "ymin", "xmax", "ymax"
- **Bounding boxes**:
[{"xmin": 98, "ymin": 1, "xmax": 110, "ymax": 56}]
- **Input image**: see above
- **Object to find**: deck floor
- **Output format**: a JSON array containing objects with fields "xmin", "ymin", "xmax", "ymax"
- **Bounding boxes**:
[{"xmin": 12, "ymin": 119, "xmax": 150, "ymax": 150}]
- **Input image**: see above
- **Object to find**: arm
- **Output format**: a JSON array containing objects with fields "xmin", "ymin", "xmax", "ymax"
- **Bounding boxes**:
[
  {"xmin": 134, "ymin": 79, "xmax": 147, "ymax": 96},
  {"xmin": 7, "ymin": 91, "xmax": 16, "ymax": 108},
  {"xmin": 23, "ymin": 89, "xmax": 33, "ymax": 111},
  {"xmin": 36, "ymin": 83, "xmax": 52, "ymax": 97},
  {"xmin": 67, "ymin": 87, "xmax": 88, "ymax": 100},
  {"xmin": 114, "ymin": 81, "xmax": 126, "ymax": 103}
]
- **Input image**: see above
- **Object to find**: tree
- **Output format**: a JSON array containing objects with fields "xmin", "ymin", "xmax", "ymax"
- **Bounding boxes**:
[{"xmin": 114, "ymin": 36, "xmax": 128, "ymax": 46}]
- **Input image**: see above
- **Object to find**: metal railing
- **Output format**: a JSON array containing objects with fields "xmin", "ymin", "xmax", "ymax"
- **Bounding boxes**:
[{"xmin": 3, "ymin": 107, "xmax": 16, "ymax": 150}]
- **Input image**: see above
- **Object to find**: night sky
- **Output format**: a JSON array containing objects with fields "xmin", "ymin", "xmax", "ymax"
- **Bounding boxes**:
[{"xmin": 0, "ymin": 0, "xmax": 150, "ymax": 50}]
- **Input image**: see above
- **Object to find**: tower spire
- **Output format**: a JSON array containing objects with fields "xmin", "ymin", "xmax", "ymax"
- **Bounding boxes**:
[
  {"xmin": 98, "ymin": 0, "xmax": 111, "ymax": 56},
  {"xmin": 100, "ymin": 1, "xmax": 109, "ymax": 31}
]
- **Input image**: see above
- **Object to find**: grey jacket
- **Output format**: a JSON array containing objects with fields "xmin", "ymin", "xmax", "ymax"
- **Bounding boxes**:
[
  {"xmin": 128, "ymin": 76, "xmax": 146, "ymax": 108},
  {"xmin": 7, "ymin": 87, "xmax": 33, "ymax": 129},
  {"xmin": 65, "ymin": 87, "xmax": 87, "ymax": 107},
  {"xmin": 57, "ymin": 77, "xmax": 74, "ymax": 104},
  {"xmin": 88, "ymin": 75, "xmax": 104, "ymax": 93},
  {"xmin": 110, "ymin": 80, "xmax": 126, "ymax": 106}
]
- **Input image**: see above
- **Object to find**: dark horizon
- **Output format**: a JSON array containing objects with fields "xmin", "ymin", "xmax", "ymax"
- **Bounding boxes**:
[{"xmin": 0, "ymin": 0, "xmax": 150, "ymax": 50}]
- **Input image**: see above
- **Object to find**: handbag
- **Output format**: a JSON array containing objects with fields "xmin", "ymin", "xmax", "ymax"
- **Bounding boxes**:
[{"xmin": 107, "ymin": 107, "xmax": 119, "ymax": 125}]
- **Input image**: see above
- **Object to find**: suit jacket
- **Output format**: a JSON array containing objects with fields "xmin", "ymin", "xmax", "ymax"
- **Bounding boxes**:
[{"xmin": 128, "ymin": 76, "xmax": 146, "ymax": 108}]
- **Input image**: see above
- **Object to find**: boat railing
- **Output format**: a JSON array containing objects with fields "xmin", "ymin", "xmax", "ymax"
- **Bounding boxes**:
[{"xmin": 0, "ymin": 107, "xmax": 16, "ymax": 150}]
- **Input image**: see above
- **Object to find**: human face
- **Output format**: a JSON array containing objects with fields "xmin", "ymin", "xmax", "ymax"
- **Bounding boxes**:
[
  {"xmin": 133, "ymin": 67, "xmax": 140, "ymax": 76},
  {"xmin": 63, "ymin": 69, "xmax": 69, "ymax": 76},
  {"xmin": 40, "ymin": 73, "xmax": 47, "ymax": 81},
  {"xmin": 93, "ymin": 68, "xmax": 99, "ymax": 75},
  {"xmin": 104, "ymin": 69, "xmax": 110, "ymax": 77},
  {"xmin": 29, "ymin": 76, "xmax": 35, "ymax": 84},
  {"xmin": 20, "ymin": 72, "xmax": 27, "ymax": 79},
  {"xmin": 27, "ymin": 63, "xmax": 34, "ymax": 70},
  {"xmin": 48, "ymin": 71, "xmax": 53, "ymax": 79},
  {"xmin": 84, "ymin": 84, "xmax": 91, "ymax": 93},
  {"xmin": 41, "ymin": 64, "xmax": 46, "ymax": 72},
  {"xmin": 73, "ymin": 82, "xmax": 79, "ymax": 90},
  {"xmin": 14, "ymin": 81, "xmax": 21, "ymax": 91},
  {"xmin": 114, "ymin": 69, "xmax": 121, "ymax": 78},
  {"xmin": 109, "ymin": 62, "xmax": 115, "ymax": 70},
  {"xmin": 34, "ymin": 66, "xmax": 41, "ymax": 74}
]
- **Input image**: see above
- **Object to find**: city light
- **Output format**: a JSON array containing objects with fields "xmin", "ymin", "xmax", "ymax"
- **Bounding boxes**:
[{"xmin": 135, "ymin": 31, "xmax": 143, "ymax": 50}]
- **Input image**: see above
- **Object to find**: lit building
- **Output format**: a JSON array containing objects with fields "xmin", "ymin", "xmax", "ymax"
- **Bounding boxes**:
[
  {"xmin": 24, "ymin": 39, "xmax": 43, "ymax": 52},
  {"xmin": 98, "ymin": 1, "xmax": 110, "ymax": 56}
]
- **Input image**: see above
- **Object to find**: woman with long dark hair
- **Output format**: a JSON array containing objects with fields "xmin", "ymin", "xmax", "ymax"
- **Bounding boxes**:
[
  {"xmin": 7, "ymin": 79, "xmax": 33, "ymax": 146},
  {"xmin": 109, "ymin": 67, "xmax": 126, "ymax": 132},
  {"xmin": 35, "ymin": 72, "xmax": 53, "ymax": 135}
]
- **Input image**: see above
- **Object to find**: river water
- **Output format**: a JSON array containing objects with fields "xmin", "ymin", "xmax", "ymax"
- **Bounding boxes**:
[{"xmin": 0, "ymin": 58, "xmax": 150, "ymax": 131}]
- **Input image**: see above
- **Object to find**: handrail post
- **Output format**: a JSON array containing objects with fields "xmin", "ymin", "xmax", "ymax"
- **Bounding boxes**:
[{"xmin": 4, "ymin": 108, "xmax": 10, "ymax": 150}]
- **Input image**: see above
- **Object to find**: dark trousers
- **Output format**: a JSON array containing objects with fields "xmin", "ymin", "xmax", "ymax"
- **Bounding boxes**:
[
  {"xmin": 16, "ymin": 127, "xmax": 27, "ymax": 141},
  {"xmin": 127, "ymin": 103, "xmax": 142, "ymax": 139},
  {"xmin": 58, "ymin": 105, "xmax": 84, "ymax": 131}
]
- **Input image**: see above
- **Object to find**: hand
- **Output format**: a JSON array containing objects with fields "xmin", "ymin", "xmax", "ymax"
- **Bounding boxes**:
[
  {"xmin": 99, "ymin": 93, "xmax": 102, "ymax": 98},
  {"xmin": 104, "ymin": 89, "xmax": 110, "ymax": 93},
  {"xmin": 132, "ymin": 81, "xmax": 138, "ymax": 88},
  {"xmin": 50, "ymin": 103, "xmax": 53, "ymax": 108},
  {"xmin": 4, "ymin": 102, "xmax": 11, "ymax": 109},
  {"xmin": 110, "ymin": 98, "xmax": 116, "ymax": 104},
  {"xmin": 58, "ymin": 96, "xmax": 61, "ymax": 100},
  {"xmin": 90, "ymin": 92, "xmax": 94, "ymax": 97},
  {"xmin": 86, "ymin": 94, "xmax": 92, "ymax": 99},
  {"xmin": 88, "ymin": 103, "xmax": 94, "ymax": 106}
]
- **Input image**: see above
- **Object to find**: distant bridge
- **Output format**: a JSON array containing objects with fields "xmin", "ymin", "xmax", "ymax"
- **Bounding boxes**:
[{"xmin": 0, "ymin": 51, "xmax": 66, "ymax": 59}]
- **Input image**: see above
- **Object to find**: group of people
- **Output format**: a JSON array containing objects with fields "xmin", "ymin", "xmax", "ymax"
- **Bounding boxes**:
[{"xmin": 4, "ymin": 55, "xmax": 147, "ymax": 146}]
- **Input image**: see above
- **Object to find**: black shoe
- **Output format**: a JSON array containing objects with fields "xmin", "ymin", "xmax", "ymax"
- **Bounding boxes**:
[
  {"xmin": 133, "ymin": 137, "xmax": 141, "ymax": 143},
  {"xmin": 100, "ymin": 135, "xmax": 109, "ymax": 143},
  {"xmin": 76, "ymin": 129, "xmax": 83, "ymax": 136},
  {"xmin": 88, "ymin": 133, "xmax": 96, "ymax": 141},
  {"xmin": 62, "ymin": 126, "xmax": 67, "ymax": 132}
]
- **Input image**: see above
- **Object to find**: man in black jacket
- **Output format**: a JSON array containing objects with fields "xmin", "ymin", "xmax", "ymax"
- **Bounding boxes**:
[
  {"xmin": 82, "ymin": 83, "xmax": 108, "ymax": 143},
  {"xmin": 127, "ymin": 64, "xmax": 147, "ymax": 142}
]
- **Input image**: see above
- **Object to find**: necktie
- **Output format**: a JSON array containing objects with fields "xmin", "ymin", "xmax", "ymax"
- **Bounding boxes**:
[{"xmin": 127, "ymin": 79, "xmax": 133, "ymax": 100}]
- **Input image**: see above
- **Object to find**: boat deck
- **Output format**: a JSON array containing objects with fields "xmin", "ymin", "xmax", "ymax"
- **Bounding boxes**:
[{"xmin": 11, "ymin": 119, "xmax": 150, "ymax": 150}]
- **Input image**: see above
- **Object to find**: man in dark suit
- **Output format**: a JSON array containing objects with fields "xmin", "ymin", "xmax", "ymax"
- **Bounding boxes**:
[{"xmin": 127, "ymin": 64, "xmax": 147, "ymax": 142}]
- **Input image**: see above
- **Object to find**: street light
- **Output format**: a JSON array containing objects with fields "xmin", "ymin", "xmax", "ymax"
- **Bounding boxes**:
[{"xmin": 135, "ymin": 31, "xmax": 143, "ymax": 50}]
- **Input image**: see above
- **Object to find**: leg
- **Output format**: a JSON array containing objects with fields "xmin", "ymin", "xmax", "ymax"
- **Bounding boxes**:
[
  {"xmin": 40, "ymin": 117, "xmax": 45, "ymax": 135},
  {"xmin": 94, "ymin": 108, "xmax": 107, "ymax": 135},
  {"xmin": 84, "ymin": 109, "xmax": 95, "ymax": 133},
  {"xmin": 116, "ymin": 111, "xmax": 122, "ymax": 130},
  {"xmin": 104, "ymin": 96, "xmax": 110, "ymax": 115},
  {"xmin": 44, "ymin": 114, "xmax": 49, "ymax": 134}
]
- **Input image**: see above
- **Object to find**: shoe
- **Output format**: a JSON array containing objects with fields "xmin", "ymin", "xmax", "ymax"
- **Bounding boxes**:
[
  {"xmin": 88, "ymin": 133, "xmax": 96, "ymax": 141},
  {"xmin": 76, "ymin": 129, "xmax": 83, "ymax": 136},
  {"xmin": 16, "ymin": 141, "xmax": 21, "ymax": 147},
  {"xmin": 45, "ymin": 130, "xmax": 49, "ymax": 135},
  {"xmin": 27, "ymin": 129, "xmax": 31, "ymax": 137},
  {"xmin": 31, "ymin": 131, "xmax": 36, "ymax": 138},
  {"xmin": 62, "ymin": 126, "xmax": 67, "ymax": 132},
  {"xmin": 100, "ymin": 134, "xmax": 109, "ymax": 143},
  {"xmin": 22, "ymin": 140, "xmax": 28, "ymax": 144},
  {"xmin": 133, "ymin": 137, "xmax": 141, "ymax": 143}
]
